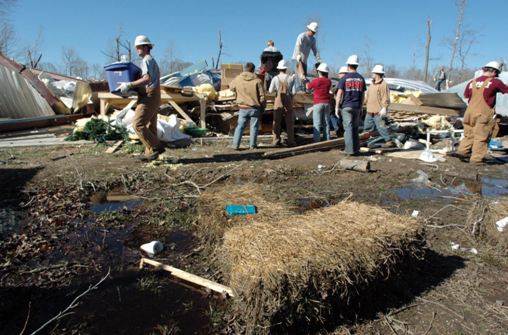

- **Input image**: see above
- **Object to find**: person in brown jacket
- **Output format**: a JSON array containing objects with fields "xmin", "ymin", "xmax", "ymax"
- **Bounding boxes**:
[
  {"xmin": 230, "ymin": 62, "xmax": 266, "ymax": 149},
  {"xmin": 363, "ymin": 64, "xmax": 394, "ymax": 147},
  {"xmin": 269, "ymin": 59, "xmax": 296, "ymax": 146},
  {"xmin": 455, "ymin": 61, "xmax": 508, "ymax": 164}
]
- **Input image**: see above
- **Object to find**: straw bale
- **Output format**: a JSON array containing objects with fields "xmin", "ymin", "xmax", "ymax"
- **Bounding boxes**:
[{"xmin": 219, "ymin": 201, "xmax": 424, "ymax": 334}]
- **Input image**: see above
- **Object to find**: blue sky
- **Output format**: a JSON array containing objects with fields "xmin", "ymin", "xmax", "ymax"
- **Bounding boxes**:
[{"xmin": 5, "ymin": 0, "xmax": 508, "ymax": 73}]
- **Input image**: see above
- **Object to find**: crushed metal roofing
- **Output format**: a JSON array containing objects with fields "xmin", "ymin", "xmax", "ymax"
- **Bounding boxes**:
[
  {"xmin": 365, "ymin": 78, "xmax": 438, "ymax": 93},
  {"xmin": 0, "ymin": 64, "xmax": 55, "ymax": 119}
]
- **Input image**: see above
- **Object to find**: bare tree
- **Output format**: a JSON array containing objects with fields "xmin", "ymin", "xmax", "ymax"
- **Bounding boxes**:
[
  {"xmin": 457, "ymin": 28, "xmax": 479, "ymax": 72},
  {"xmin": 160, "ymin": 42, "xmax": 192, "ymax": 75},
  {"xmin": 211, "ymin": 31, "xmax": 223, "ymax": 70},
  {"xmin": 423, "ymin": 17, "xmax": 432, "ymax": 82},
  {"xmin": 448, "ymin": 0, "xmax": 467, "ymax": 79},
  {"xmin": 61, "ymin": 47, "xmax": 89, "ymax": 78},
  {"xmin": 360, "ymin": 36, "xmax": 374, "ymax": 76},
  {"xmin": 22, "ymin": 26, "xmax": 44, "ymax": 68},
  {"xmin": 384, "ymin": 65, "xmax": 400, "ymax": 78},
  {"xmin": 102, "ymin": 30, "xmax": 131, "ymax": 63},
  {"xmin": 0, "ymin": 22, "xmax": 15, "ymax": 56}
]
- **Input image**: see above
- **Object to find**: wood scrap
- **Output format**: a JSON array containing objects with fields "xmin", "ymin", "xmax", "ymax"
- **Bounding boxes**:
[
  {"xmin": 389, "ymin": 103, "xmax": 461, "ymax": 117},
  {"xmin": 168, "ymin": 100, "xmax": 194, "ymax": 123},
  {"xmin": 105, "ymin": 140, "xmax": 124, "ymax": 154},
  {"xmin": 263, "ymin": 132, "xmax": 373, "ymax": 159},
  {"xmin": 139, "ymin": 258, "xmax": 234, "ymax": 297}
]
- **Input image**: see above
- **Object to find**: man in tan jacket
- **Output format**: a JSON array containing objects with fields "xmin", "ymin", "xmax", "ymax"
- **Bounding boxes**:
[
  {"xmin": 363, "ymin": 64, "xmax": 394, "ymax": 148},
  {"xmin": 230, "ymin": 62, "xmax": 266, "ymax": 149}
]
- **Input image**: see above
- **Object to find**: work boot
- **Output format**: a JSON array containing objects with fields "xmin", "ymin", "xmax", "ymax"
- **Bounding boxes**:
[
  {"xmin": 139, "ymin": 147, "xmax": 165, "ymax": 162},
  {"xmin": 447, "ymin": 152, "xmax": 470, "ymax": 162},
  {"xmin": 381, "ymin": 141, "xmax": 395, "ymax": 148}
]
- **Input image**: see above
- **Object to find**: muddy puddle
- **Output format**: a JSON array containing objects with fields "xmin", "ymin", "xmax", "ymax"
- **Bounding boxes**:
[
  {"xmin": 90, "ymin": 191, "xmax": 142, "ymax": 214},
  {"xmin": 392, "ymin": 175, "xmax": 508, "ymax": 201}
]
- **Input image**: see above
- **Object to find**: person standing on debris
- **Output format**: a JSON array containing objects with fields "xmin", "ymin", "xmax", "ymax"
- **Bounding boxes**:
[
  {"xmin": 335, "ymin": 55, "xmax": 366, "ymax": 155},
  {"xmin": 434, "ymin": 66, "xmax": 447, "ymax": 91},
  {"xmin": 230, "ymin": 62, "xmax": 266, "ymax": 150},
  {"xmin": 117, "ymin": 35, "xmax": 164, "ymax": 161},
  {"xmin": 260, "ymin": 40, "xmax": 283, "ymax": 91},
  {"xmin": 307, "ymin": 63, "xmax": 332, "ymax": 142},
  {"xmin": 364, "ymin": 65, "xmax": 395, "ymax": 148},
  {"xmin": 455, "ymin": 61, "xmax": 508, "ymax": 164},
  {"xmin": 269, "ymin": 59, "xmax": 296, "ymax": 147},
  {"xmin": 292, "ymin": 22, "xmax": 322, "ymax": 86}
]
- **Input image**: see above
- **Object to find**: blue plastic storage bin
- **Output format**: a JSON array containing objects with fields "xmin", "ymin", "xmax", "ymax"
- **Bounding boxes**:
[{"xmin": 104, "ymin": 62, "xmax": 142, "ymax": 92}]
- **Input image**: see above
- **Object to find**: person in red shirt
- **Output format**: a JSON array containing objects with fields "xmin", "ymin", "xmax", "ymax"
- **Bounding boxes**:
[
  {"xmin": 307, "ymin": 63, "xmax": 332, "ymax": 142},
  {"xmin": 456, "ymin": 61, "xmax": 508, "ymax": 164}
]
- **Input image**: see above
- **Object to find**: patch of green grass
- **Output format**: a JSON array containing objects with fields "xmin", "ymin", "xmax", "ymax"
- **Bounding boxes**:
[
  {"xmin": 138, "ymin": 274, "xmax": 166, "ymax": 295},
  {"xmin": 123, "ymin": 142, "xmax": 144, "ymax": 154}
]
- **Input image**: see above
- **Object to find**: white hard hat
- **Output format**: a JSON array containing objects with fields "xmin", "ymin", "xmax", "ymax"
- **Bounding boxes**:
[
  {"xmin": 346, "ymin": 54, "xmax": 359, "ymax": 66},
  {"xmin": 372, "ymin": 64, "xmax": 385, "ymax": 74},
  {"xmin": 307, "ymin": 22, "xmax": 318, "ymax": 33},
  {"xmin": 277, "ymin": 59, "xmax": 289, "ymax": 70},
  {"xmin": 134, "ymin": 35, "xmax": 154, "ymax": 47},
  {"xmin": 338, "ymin": 66, "xmax": 348, "ymax": 74},
  {"xmin": 317, "ymin": 63, "xmax": 329, "ymax": 73},
  {"xmin": 483, "ymin": 60, "xmax": 501, "ymax": 72}
]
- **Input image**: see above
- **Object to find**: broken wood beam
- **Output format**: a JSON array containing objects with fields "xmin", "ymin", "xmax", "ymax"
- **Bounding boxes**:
[
  {"xmin": 263, "ymin": 132, "xmax": 373, "ymax": 159},
  {"xmin": 139, "ymin": 258, "xmax": 234, "ymax": 297},
  {"xmin": 168, "ymin": 100, "xmax": 194, "ymax": 123},
  {"xmin": 389, "ymin": 103, "xmax": 461, "ymax": 117}
]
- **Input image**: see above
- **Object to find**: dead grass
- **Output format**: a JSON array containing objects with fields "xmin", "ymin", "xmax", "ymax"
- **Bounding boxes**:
[
  {"xmin": 219, "ymin": 201, "xmax": 424, "ymax": 334},
  {"xmin": 467, "ymin": 197, "xmax": 508, "ymax": 256}
]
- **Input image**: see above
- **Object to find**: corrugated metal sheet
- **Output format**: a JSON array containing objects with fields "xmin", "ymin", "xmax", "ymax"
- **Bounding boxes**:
[
  {"xmin": 445, "ymin": 70, "xmax": 508, "ymax": 116},
  {"xmin": 0, "ymin": 64, "xmax": 55, "ymax": 119},
  {"xmin": 365, "ymin": 78, "xmax": 438, "ymax": 93}
]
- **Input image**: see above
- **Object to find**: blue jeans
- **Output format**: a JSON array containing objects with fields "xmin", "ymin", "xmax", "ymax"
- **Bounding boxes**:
[
  {"xmin": 312, "ymin": 103, "xmax": 331, "ymax": 142},
  {"xmin": 363, "ymin": 113, "xmax": 392, "ymax": 142},
  {"xmin": 341, "ymin": 107, "xmax": 361, "ymax": 154},
  {"xmin": 232, "ymin": 108, "xmax": 261, "ymax": 148}
]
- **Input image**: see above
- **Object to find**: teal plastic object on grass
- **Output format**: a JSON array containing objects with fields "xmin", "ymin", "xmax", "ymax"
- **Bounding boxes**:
[{"xmin": 225, "ymin": 205, "xmax": 257, "ymax": 217}]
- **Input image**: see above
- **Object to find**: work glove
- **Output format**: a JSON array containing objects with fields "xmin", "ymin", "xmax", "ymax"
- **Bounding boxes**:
[
  {"xmin": 379, "ymin": 107, "xmax": 387, "ymax": 117},
  {"xmin": 296, "ymin": 54, "xmax": 302, "ymax": 63},
  {"xmin": 335, "ymin": 107, "xmax": 341, "ymax": 118},
  {"xmin": 117, "ymin": 82, "xmax": 132, "ymax": 94}
]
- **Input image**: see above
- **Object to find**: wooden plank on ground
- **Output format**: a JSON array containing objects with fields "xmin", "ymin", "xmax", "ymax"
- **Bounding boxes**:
[
  {"xmin": 389, "ymin": 103, "xmax": 461, "ymax": 116},
  {"xmin": 139, "ymin": 258, "xmax": 234, "ymax": 297},
  {"xmin": 105, "ymin": 140, "xmax": 124, "ymax": 154},
  {"xmin": 263, "ymin": 132, "xmax": 373, "ymax": 158}
]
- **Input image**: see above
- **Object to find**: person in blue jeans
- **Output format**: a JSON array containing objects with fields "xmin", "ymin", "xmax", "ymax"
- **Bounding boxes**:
[
  {"xmin": 364, "ymin": 64, "xmax": 395, "ymax": 147},
  {"xmin": 307, "ymin": 63, "xmax": 332, "ymax": 142},
  {"xmin": 335, "ymin": 55, "xmax": 366, "ymax": 155},
  {"xmin": 229, "ymin": 62, "xmax": 266, "ymax": 149}
]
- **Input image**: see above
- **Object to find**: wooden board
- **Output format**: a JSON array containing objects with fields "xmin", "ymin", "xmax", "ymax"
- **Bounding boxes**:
[
  {"xmin": 139, "ymin": 258, "xmax": 234, "ymax": 297},
  {"xmin": 389, "ymin": 103, "xmax": 461, "ymax": 117}
]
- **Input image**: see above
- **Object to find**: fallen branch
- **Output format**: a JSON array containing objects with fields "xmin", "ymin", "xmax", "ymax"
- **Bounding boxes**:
[
  {"xmin": 29, "ymin": 268, "xmax": 111, "ymax": 335},
  {"xmin": 423, "ymin": 311, "xmax": 436, "ymax": 335},
  {"xmin": 18, "ymin": 301, "xmax": 31, "ymax": 335}
]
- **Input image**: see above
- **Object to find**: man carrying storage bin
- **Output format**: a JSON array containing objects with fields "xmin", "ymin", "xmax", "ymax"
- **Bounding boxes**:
[{"xmin": 117, "ymin": 35, "xmax": 164, "ymax": 161}]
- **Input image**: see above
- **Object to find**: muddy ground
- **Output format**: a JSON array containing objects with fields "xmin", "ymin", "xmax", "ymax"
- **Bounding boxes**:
[{"xmin": 1, "ymin": 136, "xmax": 508, "ymax": 335}]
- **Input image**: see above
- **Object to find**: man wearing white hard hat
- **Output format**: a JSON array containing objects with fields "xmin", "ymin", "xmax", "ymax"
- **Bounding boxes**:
[
  {"xmin": 336, "ymin": 55, "xmax": 366, "ymax": 155},
  {"xmin": 307, "ymin": 63, "xmax": 332, "ymax": 142},
  {"xmin": 292, "ymin": 22, "xmax": 322, "ymax": 84},
  {"xmin": 364, "ymin": 64, "xmax": 394, "ymax": 147},
  {"xmin": 269, "ymin": 59, "xmax": 296, "ymax": 146},
  {"xmin": 455, "ymin": 60, "xmax": 508, "ymax": 164},
  {"xmin": 117, "ymin": 35, "xmax": 163, "ymax": 161}
]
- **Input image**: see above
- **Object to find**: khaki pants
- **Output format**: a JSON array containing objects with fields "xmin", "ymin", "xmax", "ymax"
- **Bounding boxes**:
[
  {"xmin": 133, "ymin": 89, "xmax": 161, "ymax": 154},
  {"xmin": 457, "ymin": 110, "xmax": 496, "ymax": 163}
]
